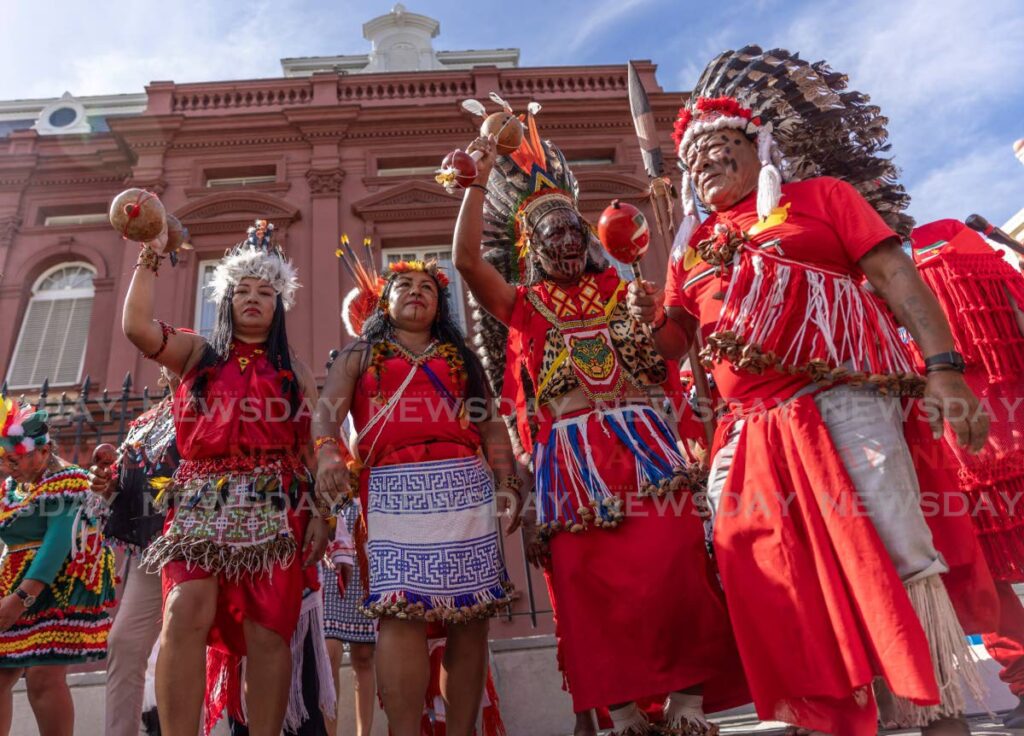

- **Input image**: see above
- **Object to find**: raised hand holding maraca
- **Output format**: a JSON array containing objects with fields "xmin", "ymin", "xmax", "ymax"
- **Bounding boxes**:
[
  {"xmin": 88, "ymin": 443, "xmax": 118, "ymax": 499},
  {"xmin": 465, "ymin": 134, "xmax": 498, "ymax": 185},
  {"xmin": 435, "ymin": 94, "xmax": 527, "ymax": 193}
]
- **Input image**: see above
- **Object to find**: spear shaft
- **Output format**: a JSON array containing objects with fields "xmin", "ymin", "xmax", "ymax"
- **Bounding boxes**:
[{"xmin": 627, "ymin": 61, "xmax": 716, "ymax": 448}]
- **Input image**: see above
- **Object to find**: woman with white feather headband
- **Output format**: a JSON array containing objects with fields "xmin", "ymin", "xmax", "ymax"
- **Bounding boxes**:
[{"xmin": 122, "ymin": 218, "xmax": 330, "ymax": 736}]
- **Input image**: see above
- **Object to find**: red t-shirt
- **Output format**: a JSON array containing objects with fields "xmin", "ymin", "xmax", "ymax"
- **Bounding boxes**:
[{"xmin": 664, "ymin": 176, "xmax": 897, "ymax": 403}]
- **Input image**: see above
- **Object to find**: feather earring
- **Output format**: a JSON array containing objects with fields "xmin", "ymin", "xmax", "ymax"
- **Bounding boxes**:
[
  {"xmin": 672, "ymin": 169, "xmax": 700, "ymax": 263},
  {"xmin": 756, "ymin": 127, "xmax": 783, "ymax": 220}
]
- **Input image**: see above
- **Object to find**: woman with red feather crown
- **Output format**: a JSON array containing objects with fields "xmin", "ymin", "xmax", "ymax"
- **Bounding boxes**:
[
  {"xmin": 627, "ymin": 45, "xmax": 996, "ymax": 736},
  {"xmin": 451, "ymin": 96, "xmax": 747, "ymax": 735},
  {"xmin": 313, "ymin": 250, "xmax": 517, "ymax": 736}
]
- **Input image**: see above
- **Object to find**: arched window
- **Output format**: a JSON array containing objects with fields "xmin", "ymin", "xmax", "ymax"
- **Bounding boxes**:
[{"xmin": 7, "ymin": 263, "xmax": 96, "ymax": 388}]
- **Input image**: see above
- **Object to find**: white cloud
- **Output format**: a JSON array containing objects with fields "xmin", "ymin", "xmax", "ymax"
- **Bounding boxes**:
[
  {"xmin": 671, "ymin": 0, "xmax": 1024, "ymax": 226},
  {"xmin": 907, "ymin": 139, "xmax": 1024, "ymax": 228},
  {"xmin": 563, "ymin": 0, "xmax": 657, "ymax": 55},
  {"xmin": 0, "ymin": 0, "xmax": 366, "ymax": 99}
]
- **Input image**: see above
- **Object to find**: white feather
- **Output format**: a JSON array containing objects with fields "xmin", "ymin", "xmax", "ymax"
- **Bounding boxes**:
[
  {"xmin": 527, "ymin": 102, "xmax": 542, "ymax": 115},
  {"xmin": 488, "ymin": 91, "xmax": 513, "ymax": 114},
  {"xmin": 340, "ymin": 287, "xmax": 364, "ymax": 338},
  {"xmin": 209, "ymin": 247, "xmax": 301, "ymax": 311},
  {"xmin": 461, "ymin": 99, "xmax": 487, "ymax": 118}
]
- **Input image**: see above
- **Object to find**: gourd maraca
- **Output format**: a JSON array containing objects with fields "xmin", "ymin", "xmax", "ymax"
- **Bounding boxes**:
[
  {"xmin": 165, "ymin": 214, "xmax": 192, "ymax": 254},
  {"xmin": 597, "ymin": 200, "xmax": 650, "ymax": 265},
  {"xmin": 436, "ymin": 98, "xmax": 526, "ymax": 193},
  {"xmin": 92, "ymin": 443, "xmax": 116, "ymax": 468},
  {"xmin": 109, "ymin": 188, "xmax": 166, "ymax": 242},
  {"xmin": 480, "ymin": 111, "xmax": 523, "ymax": 156}
]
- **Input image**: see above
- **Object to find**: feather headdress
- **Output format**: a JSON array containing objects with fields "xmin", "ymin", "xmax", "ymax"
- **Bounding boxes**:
[
  {"xmin": 209, "ymin": 220, "xmax": 300, "ymax": 310},
  {"xmin": 0, "ymin": 396, "xmax": 49, "ymax": 457},
  {"xmin": 467, "ymin": 101, "xmax": 607, "ymax": 462},
  {"xmin": 671, "ymin": 45, "xmax": 913, "ymax": 258},
  {"xmin": 336, "ymin": 233, "xmax": 451, "ymax": 338}
]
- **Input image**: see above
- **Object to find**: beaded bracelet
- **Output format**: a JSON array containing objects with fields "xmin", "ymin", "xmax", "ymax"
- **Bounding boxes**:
[
  {"xmin": 142, "ymin": 320, "xmax": 176, "ymax": 361},
  {"xmin": 500, "ymin": 475, "xmax": 524, "ymax": 492},
  {"xmin": 314, "ymin": 436, "xmax": 340, "ymax": 453},
  {"xmin": 135, "ymin": 244, "xmax": 164, "ymax": 275}
]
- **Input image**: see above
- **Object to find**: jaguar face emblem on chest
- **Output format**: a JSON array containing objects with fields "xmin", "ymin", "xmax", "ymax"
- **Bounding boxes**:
[{"xmin": 569, "ymin": 334, "xmax": 615, "ymax": 380}]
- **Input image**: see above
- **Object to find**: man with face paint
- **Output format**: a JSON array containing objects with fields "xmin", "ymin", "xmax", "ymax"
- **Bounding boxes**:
[
  {"xmin": 627, "ymin": 46, "xmax": 993, "ymax": 736},
  {"xmin": 453, "ymin": 104, "xmax": 748, "ymax": 736}
]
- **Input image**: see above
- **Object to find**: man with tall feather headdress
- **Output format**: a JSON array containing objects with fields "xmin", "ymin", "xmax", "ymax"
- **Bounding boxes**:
[
  {"xmin": 452, "ymin": 96, "xmax": 749, "ymax": 735},
  {"xmin": 628, "ymin": 46, "xmax": 996, "ymax": 736}
]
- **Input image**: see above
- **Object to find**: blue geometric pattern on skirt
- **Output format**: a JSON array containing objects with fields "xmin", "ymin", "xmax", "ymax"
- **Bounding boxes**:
[
  {"xmin": 322, "ymin": 561, "xmax": 376, "ymax": 643},
  {"xmin": 367, "ymin": 455, "xmax": 492, "ymax": 516},
  {"xmin": 367, "ymin": 534, "xmax": 507, "ymax": 598}
]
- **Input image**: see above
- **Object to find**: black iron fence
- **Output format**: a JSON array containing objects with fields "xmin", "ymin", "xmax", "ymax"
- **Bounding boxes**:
[{"xmin": 1, "ymin": 374, "xmax": 170, "ymax": 466}]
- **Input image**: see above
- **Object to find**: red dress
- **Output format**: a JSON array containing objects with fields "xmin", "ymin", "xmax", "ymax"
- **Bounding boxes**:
[
  {"xmin": 502, "ymin": 269, "xmax": 748, "ymax": 714},
  {"xmin": 663, "ymin": 179, "xmax": 993, "ymax": 734},
  {"xmin": 144, "ymin": 340, "xmax": 313, "ymax": 655},
  {"xmin": 350, "ymin": 342, "xmax": 514, "ymax": 622},
  {"xmin": 913, "ymin": 219, "xmax": 1024, "ymax": 696}
]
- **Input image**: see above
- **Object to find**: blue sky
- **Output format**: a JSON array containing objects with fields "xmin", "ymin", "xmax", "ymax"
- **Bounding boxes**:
[{"xmin": 2, "ymin": 0, "xmax": 1021, "ymax": 228}]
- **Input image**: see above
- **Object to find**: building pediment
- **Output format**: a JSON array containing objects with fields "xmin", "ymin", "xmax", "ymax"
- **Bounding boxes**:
[
  {"xmin": 351, "ymin": 180, "xmax": 459, "ymax": 221},
  {"xmin": 576, "ymin": 172, "xmax": 650, "ymax": 202},
  {"xmin": 175, "ymin": 190, "xmax": 301, "ymax": 236}
]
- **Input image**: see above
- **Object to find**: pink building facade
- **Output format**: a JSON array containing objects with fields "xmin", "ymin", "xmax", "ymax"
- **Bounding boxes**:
[
  {"xmin": 0, "ymin": 62, "xmax": 683, "ymax": 392},
  {"xmin": 0, "ymin": 12, "xmax": 685, "ymax": 636}
]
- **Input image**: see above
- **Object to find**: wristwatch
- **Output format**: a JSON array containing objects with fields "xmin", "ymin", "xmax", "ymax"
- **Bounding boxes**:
[
  {"xmin": 923, "ymin": 350, "xmax": 966, "ymax": 374},
  {"xmin": 13, "ymin": 588, "xmax": 36, "ymax": 609}
]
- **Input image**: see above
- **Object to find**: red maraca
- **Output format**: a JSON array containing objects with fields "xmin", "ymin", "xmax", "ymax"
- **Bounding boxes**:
[
  {"xmin": 92, "ymin": 443, "xmax": 116, "ymax": 468},
  {"xmin": 598, "ymin": 200, "xmax": 650, "ymax": 265},
  {"xmin": 436, "ymin": 149, "xmax": 481, "ymax": 194},
  {"xmin": 109, "ymin": 188, "xmax": 166, "ymax": 242}
]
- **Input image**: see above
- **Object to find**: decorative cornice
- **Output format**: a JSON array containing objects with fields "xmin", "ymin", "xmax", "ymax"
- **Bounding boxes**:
[
  {"xmin": 305, "ymin": 168, "xmax": 346, "ymax": 195},
  {"xmin": 124, "ymin": 177, "xmax": 168, "ymax": 196},
  {"xmin": 170, "ymin": 134, "xmax": 306, "ymax": 151},
  {"xmin": 30, "ymin": 171, "xmax": 132, "ymax": 188}
]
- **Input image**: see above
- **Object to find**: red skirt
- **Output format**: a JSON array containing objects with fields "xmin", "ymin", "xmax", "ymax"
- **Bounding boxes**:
[
  {"xmin": 545, "ymin": 432, "xmax": 748, "ymax": 713},
  {"xmin": 161, "ymin": 508, "xmax": 311, "ymax": 654},
  {"xmin": 712, "ymin": 395, "xmax": 939, "ymax": 736}
]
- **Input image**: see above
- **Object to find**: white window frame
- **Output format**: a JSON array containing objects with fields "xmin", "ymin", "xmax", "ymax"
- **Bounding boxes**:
[
  {"xmin": 205, "ymin": 175, "xmax": 277, "ymax": 188},
  {"xmin": 194, "ymin": 259, "xmax": 221, "ymax": 339},
  {"xmin": 7, "ymin": 262, "xmax": 96, "ymax": 389},
  {"xmin": 43, "ymin": 213, "xmax": 108, "ymax": 227},
  {"xmin": 381, "ymin": 247, "xmax": 467, "ymax": 330}
]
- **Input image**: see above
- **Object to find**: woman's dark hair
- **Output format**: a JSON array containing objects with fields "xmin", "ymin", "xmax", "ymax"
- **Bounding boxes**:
[
  {"xmin": 190, "ymin": 291, "xmax": 301, "ymax": 417},
  {"xmin": 357, "ymin": 273, "xmax": 489, "ymax": 405}
]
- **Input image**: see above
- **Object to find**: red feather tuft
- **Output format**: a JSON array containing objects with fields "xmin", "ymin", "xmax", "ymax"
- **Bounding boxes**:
[{"xmin": 674, "ymin": 96, "xmax": 753, "ymax": 151}]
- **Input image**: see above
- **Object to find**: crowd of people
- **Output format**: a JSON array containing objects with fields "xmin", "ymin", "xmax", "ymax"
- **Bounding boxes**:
[{"xmin": 0, "ymin": 43, "xmax": 1022, "ymax": 736}]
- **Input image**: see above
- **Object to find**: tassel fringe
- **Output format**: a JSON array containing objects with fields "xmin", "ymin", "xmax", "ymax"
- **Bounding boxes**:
[
  {"xmin": 663, "ymin": 692, "xmax": 718, "ymax": 735},
  {"xmin": 703, "ymin": 247, "xmax": 925, "ymax": 396},
  {"xmin": 609, "ymin": 703, "xmax": 650, "ymax": 736},
  {"xmin": 283, "ymin": 592, "xmax": 337, "ymax": 733},
  {"xmin": 361, "ymin": 581, "xmax": 516, "ymax": 624},
  {"xmin": 141, "ymin": 535, "xmax": 297, "ymax": 581},
  {"xmin": 888, "ymin": 576, "xmax": 988, "ymax": 727}
]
